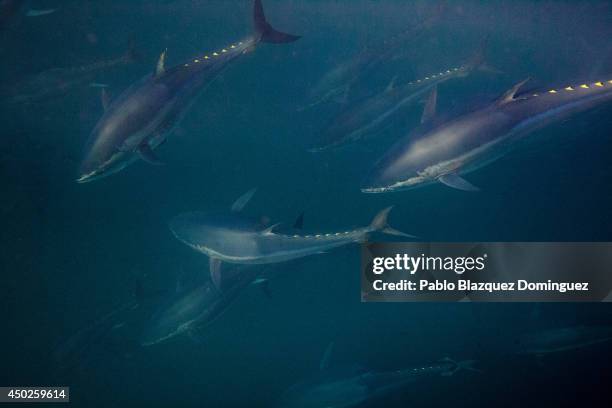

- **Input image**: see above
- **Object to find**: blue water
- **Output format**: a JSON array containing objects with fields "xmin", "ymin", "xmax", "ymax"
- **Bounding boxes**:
[{"xmin": 2, "ymin": 1, "xmax": 612, "ymax": 406}]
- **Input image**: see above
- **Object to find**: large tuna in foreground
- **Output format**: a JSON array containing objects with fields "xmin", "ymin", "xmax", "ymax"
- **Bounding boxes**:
[
  {"xmin": 77, "ymin": 0, "xmax": 299, "ymax": 183},
  {"xmin": 362, "ymin": 77, "xmax": 612, "ymax": 193},
  {"xmin": 277, "ymin": 347, "xmax": 479, "ymax": 408},
  {"xmin": 170, "ymin": 206, "xmax": 410, "ymax": 267}
]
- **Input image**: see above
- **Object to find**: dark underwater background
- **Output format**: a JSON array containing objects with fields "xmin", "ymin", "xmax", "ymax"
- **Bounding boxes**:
[{"xmin": 2, "ymin": 0, "xmax": 612, "ymax": 406}]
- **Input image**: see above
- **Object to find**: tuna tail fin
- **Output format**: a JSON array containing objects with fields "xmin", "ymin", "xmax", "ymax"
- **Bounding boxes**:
[
  {"xmin": 369, "ymin": 207, "xmax": 416, "ymax": 238},
  {"xmin": 252, "ymin": 278, "xmax": 272, "ymax": 299},
  {"xmin": 457, "ymin": 359, "xmax": 482, "ymax": 374},
  {"xmin": 465, "ymin": 36, "xmax": 488, "ymax": 70},
  {"xmin": 466, "ymin": 36, "xmax": 502, "ymax": 75},
  {"xmin": 441, "ymin": 358, "xmax": 483, "ymax": 376},
  {"xmin": 254, "ymin": 0, "xmax": 300, "ymax": 44}
]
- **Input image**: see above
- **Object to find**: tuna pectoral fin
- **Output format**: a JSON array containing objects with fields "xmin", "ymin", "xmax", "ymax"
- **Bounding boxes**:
[
  {"xmin": 209, "ymin": 258, "xmax": 224, "ymax": 291},
  {"xmin": 438, "ymin": 174, "xmax": 480, "ymax": 192},
  {"xmin": 252, "ymin": 278, "xmax": 272, "ymax": 299},
  {"xmin": 370, "ymin": 207, "xmax": 416, "ymax": 238},
  {"xmin": 137, "ymin": 144, "xmax": 164, "ymax": 166},
  {"xmin": 253, "ymin": 0, "xmax": 300, "ymax": 44}
]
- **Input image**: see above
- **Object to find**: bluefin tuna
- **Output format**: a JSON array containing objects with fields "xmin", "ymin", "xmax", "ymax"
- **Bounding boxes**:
[
  {"xmin": 310, "ymin": 41, "xmax": 492, "ymax": 152},
  {"xmin": 170, "ymin": 206, "xmax": 412, "ymax": 273},
  {"xmin": 77, "ymin": 0, "xmax": 299, "ymax": 183},
  {"xmin": 302, "ymin": 9, "xmax": 442, "ymax": 110},
  {"xmin": 0, "ymin": 0, "xmax": 56, "ymax": 30},
  {"xmin": 142, "ymin": 189, "xmax": 269, "ymax": 345},
  {"xmin": 363, "ymin": 77, "xmax": 612, "ymax": 193},
  {"xmin": 277, "ymin": 357, "xmax": 480, "ymax": 408},
  {"xmin": 140, "ymin": 268, "xmax": 260, "ymax": 346}
]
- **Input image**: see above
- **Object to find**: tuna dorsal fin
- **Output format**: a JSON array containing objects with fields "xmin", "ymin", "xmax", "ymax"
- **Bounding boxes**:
[
  {"xmin": 101, "ymin": 88, "xmax": 110, "ymax": 111},
  {"xmin": 386, "ymin": 75, "xmax": 398, "ymax": 93},
  {"xmin": 155, "ymin": 49, "xmax": 167, "ymax": 77},
  {"xmin": 465, "ymin": 35, "xmax": 489, "ymax": 71},
  {"xmin": 254, "ymin": 0, "xmax": 301, "ymax": 44},
  {"xmin": 263, "ymin": 223, "xmax": 282, "ymax": 234},
  {"xmin": 231, "ymin": 188, "xmax": 257, "ymax": 212},
  {"xmin": 421, "ymin": 85, "xmax": 438, "ymax": 124},
  {"xmin": 293, "ymin": 212, "xmax": 305, "ymax": 229},
  {"xmin": 497, "ymin": 78, "xmax": 530, "ymax": 105}
]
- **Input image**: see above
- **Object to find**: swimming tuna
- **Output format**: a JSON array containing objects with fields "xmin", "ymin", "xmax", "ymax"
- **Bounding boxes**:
[
  {"xmin": 171, "ymin": 206, "xmax": 410, "ymax": 271},
  {"xmin": 516, "ymin": 325, "xmax": 612, "ymax": 356},
  {"xmin": 2, "ymin": 43, "xmax": 138, "ymax": 106},
  {"xmin": 277, "ymin": 357, "xmax": 480, "ymax": 408},
  {"xmin": 302, "ymin": 9, "xmax": 442, "ymax": 110},
  {"xmin": 363, "ymin": 77, "xmax": 612, "ymax": 193},
  {"xmin": 310, "ymin": 41, "xmax": 492, "ymax": 152},
  {"xmin": 140, "ymin": 269, "xmax": 260, "ymax": 346},
  {"xmin": 52, "ymin": 299, "xmax": 139, "ymax": 376},
  {"xmin": 0, "ymin": 0, "xmax": 56, "ymax": 30},
  {"xmin": 77, "ymin": 0, "xmax": 299, "ymax": 183},
  {"xmin": 142, "ymin": 190, "xmax": 270, "ymax": 345}
]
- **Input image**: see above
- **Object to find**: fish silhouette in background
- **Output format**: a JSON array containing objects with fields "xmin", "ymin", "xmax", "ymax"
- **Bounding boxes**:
[
  {"xmin": 0, "ymin": 0, "xmax": 56, "ymax": 31},
  {"xmin": 1, "ymin": 41, "xmax": 139, "ymax": 106},
  {"xmin": 301, "ymin": 5, "xmax": 445, "ymax": 111},
  {"xmin": 310, "ymin": 38, "xmax": 496, "ymax": 152},
  {"xmin": 277, "ymin": 343, "xmax": 480, "ymax": 408}
]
